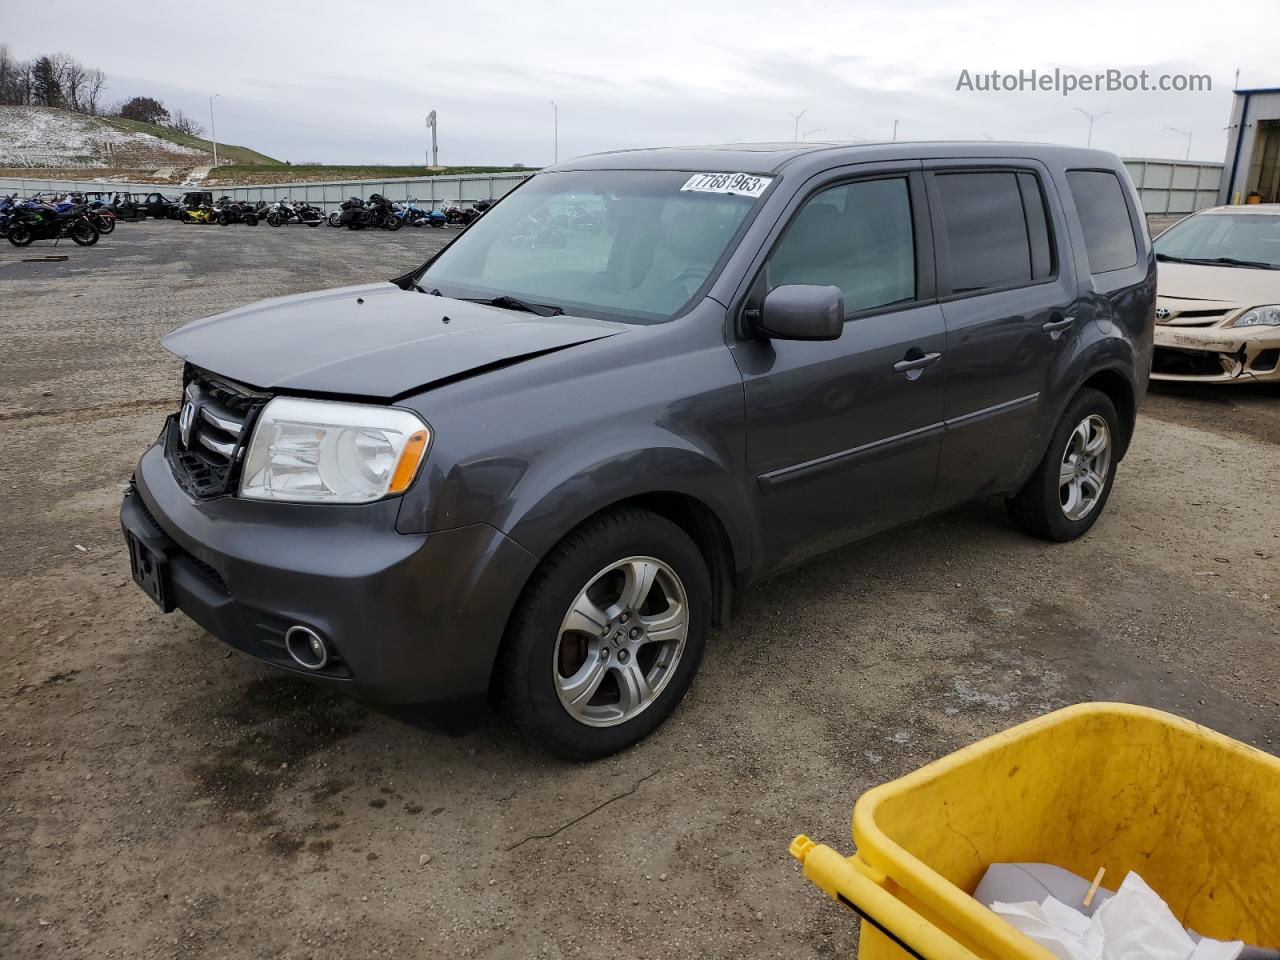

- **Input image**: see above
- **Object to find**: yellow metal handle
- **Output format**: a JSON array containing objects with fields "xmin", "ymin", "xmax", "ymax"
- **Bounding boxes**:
[{"xmin": 790, "ymin": 836, "xmax": 983, "ymax": 960}]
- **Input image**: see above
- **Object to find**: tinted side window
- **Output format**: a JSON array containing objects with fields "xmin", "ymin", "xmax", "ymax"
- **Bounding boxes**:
[
  {"xmin": 934, "ymin": 172, "xmax": 1036, "ymax": 293},
  {"xmin": 767, "ymin": 177, "xmax": 915, "ymax": 314},
  {"xmin": 1066, "ymin": 170, "xmax": 1138, "ymax": 273}
]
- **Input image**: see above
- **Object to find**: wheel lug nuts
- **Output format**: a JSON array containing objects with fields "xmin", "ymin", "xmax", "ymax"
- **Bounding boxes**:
[
  {"xmin": 629, "ymin": 627, "xmax": 642, "ymax": 639},
  {"xmin": 620, "ymin": 612, "xmax": 630, "ymax": 624},
  {"xmin": 617, "ymin": 650, "xmax": 630, "ymax": 663}
]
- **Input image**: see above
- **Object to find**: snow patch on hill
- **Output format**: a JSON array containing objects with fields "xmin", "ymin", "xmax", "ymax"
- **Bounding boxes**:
[{"xmin": 0, "ymin": 106, "xmax": 207, "ymax": 168}]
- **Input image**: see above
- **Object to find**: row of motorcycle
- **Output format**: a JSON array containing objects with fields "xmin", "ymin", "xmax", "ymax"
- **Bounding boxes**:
[
  {"xmin": 179, "ymin": 193, "xmax": 496, "ymax": 231},
  {"xmin": 0, "ymin": 192, "xmax": 120, "ymax": 247}
]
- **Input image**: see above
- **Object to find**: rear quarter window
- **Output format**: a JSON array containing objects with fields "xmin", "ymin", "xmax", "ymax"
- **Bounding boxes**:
[{"xmin": 1066, "ymin": 170, "xmax": 1139, "ymax": 273}]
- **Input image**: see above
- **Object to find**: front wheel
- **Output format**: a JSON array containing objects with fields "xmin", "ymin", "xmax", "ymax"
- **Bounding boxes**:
[
  {"xmin": 383, "ymin": 214, "xmax": 403, "ymax": 231},
  {"xmin": 267, "ymin": 213, "xmax": 281, "ymax": 227},
  {"xmin": 328, "ymin": 212, "xmax": 342, "ymax": 227},
  {"xmin": 7, "ymin": 223, "xmax": 34, "ymax": 246},
  {"xmin": 94, "ymin": 215, "xmax": 115, "ymax": 235},
  {"xmin": 1006, "ymin": 388, "xmax": 1120, "ymax": 542},
  {"xmin": 494, "ymin": 508, "xmax": 710, "ymax": 760}
]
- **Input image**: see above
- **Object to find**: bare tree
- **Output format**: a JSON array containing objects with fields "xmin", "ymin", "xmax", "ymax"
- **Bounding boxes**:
[
  {"xmin": 0, "ymin": 44, "xmax": 31, "ymax": 105},
  {"xmin": 58, "ymin": 54, "xmax": 87, "ymax": 112},
  {"xmin": 84, "ymin": 68, "xmax": 106, "ymax": 115},
  {"xmin": 168, "ymin": 109, "xmax": 205, "ymax": 137}
]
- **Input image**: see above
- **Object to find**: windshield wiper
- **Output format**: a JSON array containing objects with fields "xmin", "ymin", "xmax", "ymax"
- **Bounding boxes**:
[
  {"xmin": 1185, "ymin": 256, "xmax": 1277, "ymax": 270},
  {"xmin": 480, "ymin": 294, "xmax": 564, "ymax": 317},
  {"xmin": 1162, "ymin": 256, "xmax": 1280, "ymax": 271}
]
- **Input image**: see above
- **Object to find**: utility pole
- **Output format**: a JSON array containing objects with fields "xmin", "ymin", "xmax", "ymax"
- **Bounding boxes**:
[
  {"xmin": 788, "ymin": 109, "xmax": 808, "ymax": 142},
  {"xmin": 892, "ymin": 118, "xmax": 899, "ymax": 142},
  {"xmin": 426, "ymin": 110, "xmax": 438, "ymax": 167},
  {"xmin": 550, "ymin": 101, "xmax": 558, "ymax": 163},
  {"xmin": 1165, "ymin": 126, "xmax": 1193, "ymax": 160},
  {"xmin": 1074, "ymin": 107, "xmax": 1110, "ymax": 148},
  {"xmin": 209, "ymin": 93, "xmax": 220, "ymax": 166}
]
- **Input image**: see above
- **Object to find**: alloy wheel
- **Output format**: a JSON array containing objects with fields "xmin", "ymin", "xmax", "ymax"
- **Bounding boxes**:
[
  {"xmin": 1059, "ymin": 414, "xmax": 1111, "ymax": 521},
  {"xmin": 553, "ymin": 556, "xmax": 689, "ymax": 728}
]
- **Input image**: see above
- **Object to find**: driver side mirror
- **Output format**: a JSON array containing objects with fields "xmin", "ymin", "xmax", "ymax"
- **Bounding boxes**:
[{"xmin": 755, "ymin": 284, "xmax": 844, "ymax": 341}]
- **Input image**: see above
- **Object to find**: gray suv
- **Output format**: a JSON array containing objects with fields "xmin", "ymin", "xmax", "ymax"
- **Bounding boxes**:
[{"xmin": 121, "ymin": 142, "xmax": 1154, "ymax": 759}]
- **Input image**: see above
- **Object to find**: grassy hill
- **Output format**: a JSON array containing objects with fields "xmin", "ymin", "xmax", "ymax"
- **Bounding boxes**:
[
  {"xmin": 99, "ymin": 116, "xmax": 280, "ymax": 165},
  {"xmin": 204, "ymin": 163, "xmax": 530, "ymax": 184}
]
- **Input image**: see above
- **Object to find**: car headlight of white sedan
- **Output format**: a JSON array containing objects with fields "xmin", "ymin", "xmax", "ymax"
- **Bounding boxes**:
[
  {"xmin": 240, "ymin": 397, "xmax": 430, "ymax": 504},
  {"xmin": 1230, "ymin": 304, "xmax": 1280, "ymax": 327}
]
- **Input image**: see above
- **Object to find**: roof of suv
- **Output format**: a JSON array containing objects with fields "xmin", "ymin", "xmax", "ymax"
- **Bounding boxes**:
[{"xmin": 554, "ymin": 141, "xmax": 1122, "ymax": 177}]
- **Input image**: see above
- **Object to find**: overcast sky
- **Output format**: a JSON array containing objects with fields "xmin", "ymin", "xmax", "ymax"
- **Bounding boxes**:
[{"xmin": 4, "ymin": 0, "xmax": 1277, "ymax": 166}]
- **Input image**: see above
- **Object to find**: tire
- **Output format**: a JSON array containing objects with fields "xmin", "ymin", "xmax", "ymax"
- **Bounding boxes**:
[
  {"xmin": 306, "ymin": 218, "xmax": 320, "ymax": 227},
  {"xmin": 1006, "ymin": 388, "xmax": 1120, "ymax": 542},
  {"xmin": 494, "ymin": 508, "xmax": 711, "ymax": 760},
  {"xmin": 267, "ymin": 213, "xmax": 281, "ymax": 227},
  {"xmin": 383, "ymin": 214, "xmax": 403, "ymax": 231},
  {"xmin": 7, "ymin": 223, "xmax": 34, "ymax": 246},
  {"xmin": 245, "ymin": 215, "xmax": 258, "ymax": 226},
  {"xmin": 94, "ymin": 215, "xmax": 115, "ymax": 235},
  {"xmin": 217, "ymin": 212, "xmax": 229, "ymax": 226},
  {"xmin": 328, "ymin": 212, "xmax": 342, "ymax": 227},
  {"xmin": 69, "ymin": 220, "xmax": 99, "ymax": 246}
]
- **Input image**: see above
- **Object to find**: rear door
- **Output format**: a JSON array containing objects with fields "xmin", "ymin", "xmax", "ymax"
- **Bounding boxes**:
[
  {"xmin": 732, "ymin": 164, "xmax": 948, "ymax": 573},
  {"xmin": 923, "ymin": 162, "xmax": 1080, "ymax": 507}
]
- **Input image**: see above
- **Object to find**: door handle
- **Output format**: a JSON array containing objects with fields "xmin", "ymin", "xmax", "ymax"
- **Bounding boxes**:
[
  {"xmin": 893, "ymin": 352, "xmax": 942, "ymax": 375},
  {"xmin": 1042, "ymin": 315, "xmax": 1075, "ymax": 334}
]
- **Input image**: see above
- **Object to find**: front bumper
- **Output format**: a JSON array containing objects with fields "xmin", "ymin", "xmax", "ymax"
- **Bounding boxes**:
[
  {"xmin": 120, "ymin": 441, "xmax": 538, "ymax": 706},
  {"xmin": 1151, "ymin": 325, "xmax": 1280, "ymax": 384}
]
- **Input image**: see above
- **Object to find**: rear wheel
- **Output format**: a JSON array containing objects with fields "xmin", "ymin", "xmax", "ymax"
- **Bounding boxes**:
[
  {"xmin": 245, "ymin": 214, "xmax": 258, "ymax": 226},
  {"xmin": 1006, "ymin": 388, "xmax": 1120, "ymax": 541},
  {"xmin": 383, "ymin": 214, "xmax": 403, "ymax": 231},
  {"xmin": 69, "ymin": 220, "xmax": 99, "ymax": 246},
  {"xmin": 495, "ymin": 508, "xmax": 710, "ymax": 760}
]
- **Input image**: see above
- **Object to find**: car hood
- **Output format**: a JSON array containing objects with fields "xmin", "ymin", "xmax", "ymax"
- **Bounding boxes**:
[
  {"xmin": 162, "ymin": 282, "xmax": 625, "ymax": 399},
  {"xmin": 1156, "ymin": 262, "xmax": 1280, "ymax": 311}
]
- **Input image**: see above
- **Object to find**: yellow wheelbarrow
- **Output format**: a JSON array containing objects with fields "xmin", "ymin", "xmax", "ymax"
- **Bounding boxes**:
[{"xmin": 791, "ymin": 703, "xmax": 1280, "ymax": 959}]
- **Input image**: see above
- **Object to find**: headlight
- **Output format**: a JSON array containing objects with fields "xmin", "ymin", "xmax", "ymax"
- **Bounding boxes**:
[
  {"xmin": 1231, "ymin": 304, "xmax": 1280, "ymax": 327},
  {"xmin": 239, "ymin": 397, "xmax": 430, "ymax": 504}
]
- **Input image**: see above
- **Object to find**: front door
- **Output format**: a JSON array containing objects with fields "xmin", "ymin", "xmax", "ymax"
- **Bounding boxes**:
[{"xmin": 731, "ymin": 169, "xmax": 948, "ymax": 573}]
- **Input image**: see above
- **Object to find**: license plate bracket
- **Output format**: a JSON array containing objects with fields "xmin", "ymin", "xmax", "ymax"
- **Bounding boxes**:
[{"xmin": 128, "ymin": 532, "xmax": 172, "ymax": 612}]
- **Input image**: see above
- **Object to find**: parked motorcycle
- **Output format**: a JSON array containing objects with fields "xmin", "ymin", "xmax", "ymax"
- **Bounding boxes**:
[
  {"xmin": 264, "ymin": 199, "xmax": 323, "ymax": 227},
  {"xmin": 6, "ymin": 200, "xmax": 99, "ymax": 247},
  {"xmin": 213, "ymin": 197, "xmax": 259, "ymax": 226},
  {"xmin": 181, "ymin": 202, "xmax": 218, "ymax": 224}
]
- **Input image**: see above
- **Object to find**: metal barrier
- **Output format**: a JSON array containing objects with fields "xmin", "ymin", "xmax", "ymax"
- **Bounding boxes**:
[
  {"xmin": 1121, "ymin": 158, "xmax": 1222, "ymax": 216},
  {"xmin": 0, "ymin": 172, "xmax": 532, "ymax": 212},
  {"xmin": 3, "ymin": 161, "xmax": 1223, "ymax": 217}
]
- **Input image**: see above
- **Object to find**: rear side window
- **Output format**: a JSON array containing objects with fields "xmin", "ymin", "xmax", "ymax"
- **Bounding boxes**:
[
  {"xmin": 766, "ymin": 177, "xmax": 915, "ymax": 314},
  {"xmin": 1066, "ymin": 170, "xmax": 1138, "ymax": 273},
  {"xmin": 934, "ymin": 171, "xmax": 1054, "ymax": 294}
]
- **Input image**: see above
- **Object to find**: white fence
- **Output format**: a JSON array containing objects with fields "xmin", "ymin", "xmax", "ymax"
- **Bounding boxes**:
[
  {"xmin": 0, "ymin": 171, "xmax": 532, "ymax": 212},
  {"xmin": 2, "ymin": 161, "xmax": 1223, "ymax": 217},
  {"xmin": 1121, "ymin": 159, "xmax": 1221, "ymax": 216}
]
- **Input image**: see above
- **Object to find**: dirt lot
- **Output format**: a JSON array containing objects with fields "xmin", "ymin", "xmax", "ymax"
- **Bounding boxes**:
[{"xmin": 2, "ymin": 220, "xmax": 1278, "ymax": 959}]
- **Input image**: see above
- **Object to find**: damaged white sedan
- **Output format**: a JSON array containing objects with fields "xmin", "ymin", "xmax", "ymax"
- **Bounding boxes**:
[{"xmin": 1152, "ymin": 204, "xmax": 1280, "ymax": 384}]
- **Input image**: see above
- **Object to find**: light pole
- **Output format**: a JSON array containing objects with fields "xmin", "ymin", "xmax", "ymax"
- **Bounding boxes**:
[
  {"xmin": 1074, "ymin": 107, "xmax": 1110, "ymax": 148},
  {"xmin": 208, "ymin": 93, "xmax": 220, "ymax": 167},
  {"xmin": 788, "ymin": 109, "xmax": 808, "ymax": 142},
  {"xmin": 426, "ymin": 110, "xmax": 438, "ymax": 167},
  {"xmin": 1165, "ymin": 126, "xmax": 1193, "ymax": 160},
  {"xmin": 892, "ymin": 118, "xmax": 899, "ymax": 142},
  {"xmin": 550, "ymin": 100, "xmax": 558, "ymax": 164}
]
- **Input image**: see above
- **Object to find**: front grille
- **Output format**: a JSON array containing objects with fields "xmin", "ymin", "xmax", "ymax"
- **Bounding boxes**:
[{"xmin": 165, "ymin": 366, "xmax": 269, "ymax": 498}]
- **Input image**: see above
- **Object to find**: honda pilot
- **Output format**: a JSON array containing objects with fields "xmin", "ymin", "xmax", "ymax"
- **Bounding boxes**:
[{"xmin": 121, "ymin": 142, "xmax": 1155, "ymax": 759}]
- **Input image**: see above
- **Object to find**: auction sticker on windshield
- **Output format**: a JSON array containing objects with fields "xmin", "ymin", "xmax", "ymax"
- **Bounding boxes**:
[{"xmin": 680, "ymin": 173, "xmax": 773, "ymax": 198}]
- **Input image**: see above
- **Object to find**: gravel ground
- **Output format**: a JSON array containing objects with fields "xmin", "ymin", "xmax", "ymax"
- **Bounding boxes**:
[{"xmin": 1, "ymin": 220, "xmax": 1278, "ymax": 959}]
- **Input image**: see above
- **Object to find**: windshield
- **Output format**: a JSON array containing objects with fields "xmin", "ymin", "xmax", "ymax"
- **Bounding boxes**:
[
  {"xmin": 1154, "ymin": 211, "xmax": 1280, "ymax": 269},
  {"xmin": 418, "ymin": 170, "xmax": 770, "ymax": 323}
]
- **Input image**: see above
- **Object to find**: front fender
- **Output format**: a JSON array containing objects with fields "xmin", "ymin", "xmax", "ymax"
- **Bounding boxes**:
[{"xmin": 494, "ymin": 433, "xmax": 755, "ymax": 574}]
